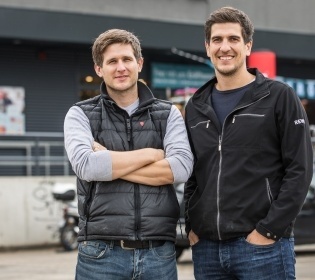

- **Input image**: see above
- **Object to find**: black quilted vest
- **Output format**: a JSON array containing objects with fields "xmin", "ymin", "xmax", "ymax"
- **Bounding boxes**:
[{"xmin": 75, "ymin": 81, "xmax": 180, "ymax": 242}]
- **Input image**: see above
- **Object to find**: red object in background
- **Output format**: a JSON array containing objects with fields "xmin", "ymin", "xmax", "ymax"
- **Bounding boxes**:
[
  {"xmin": 248, "ymin": 50, "xmax": 276, "ymax": 78},
  {"xmin": 38, "ymin": 51, "xmax": 47, "ymax": 61},
  {"xmin": 174, "ymin": 87, "xmax": 198, "ymax": 96}
]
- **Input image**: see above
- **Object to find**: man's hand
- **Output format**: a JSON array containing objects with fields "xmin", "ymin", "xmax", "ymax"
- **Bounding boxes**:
[
  {"xmin": 93, "ymin": 141, "xmax": 107, "ymax": 152},
  {"xmin": 246, "ymin": 229, "xmax": 275, "ymax": 245},
  {"xmin": 153, "ymin": 148, "xmax": 165, "ymax": 162},
  {"xmin": 188, "ymin": 230, "xmax": 199, "ymax": 246}
]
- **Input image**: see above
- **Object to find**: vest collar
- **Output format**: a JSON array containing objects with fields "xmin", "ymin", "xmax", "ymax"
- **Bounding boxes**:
[{"xmin": 100, "ymin": 81, "xmax": 157, "ymax": 109}]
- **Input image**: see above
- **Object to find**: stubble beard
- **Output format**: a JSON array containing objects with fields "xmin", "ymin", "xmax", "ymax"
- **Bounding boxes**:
[
  {"xmin": 215, "ymin": 59, "xmax": 245, "ymax": 77},
  {"xmin": 107, "ymin": 80, "xmax": 138, "ymax": 96},
  {"xmin": 216, "ymin": 67, "xmax": 237, "ymax": 77}
]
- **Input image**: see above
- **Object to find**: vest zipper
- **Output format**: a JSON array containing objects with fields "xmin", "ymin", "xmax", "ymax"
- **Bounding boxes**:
[
  {"xmin": 126, "ymin": 116, "xmax": 140, "ymax": 239},
  {"xmin": 83, "ymin": 182, "xmax": 96, "ymax": 240},
  {"xmin": 126, "ymin": 118, "xmax": 131, "ymax": 142},
  {"xmin": 135, "ymin": 185, "xmax": 140, "ymax": 239}
]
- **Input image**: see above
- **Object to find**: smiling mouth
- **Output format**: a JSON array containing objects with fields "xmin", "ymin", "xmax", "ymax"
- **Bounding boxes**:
[
  {"xmin": 116, "ymin": 75, "xmax": 128, "ymax": 79},
  {"xmin": 219, "ymin": 56, "xmax": 233, "ymax": 61}
]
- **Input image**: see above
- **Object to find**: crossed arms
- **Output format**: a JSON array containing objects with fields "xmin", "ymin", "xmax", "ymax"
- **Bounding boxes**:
[
  {"xmin": 93, "ymin": 141, "xmax": 173, "ymax": 186},
  {"xmin": 64, "ymin": 105, "xmax": 193, "ymax": 186}
]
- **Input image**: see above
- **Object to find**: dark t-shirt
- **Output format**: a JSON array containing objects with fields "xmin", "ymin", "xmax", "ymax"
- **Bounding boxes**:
[{"xmin": 210, "ymin": 82, "xmax": 254, "ymax": 128}]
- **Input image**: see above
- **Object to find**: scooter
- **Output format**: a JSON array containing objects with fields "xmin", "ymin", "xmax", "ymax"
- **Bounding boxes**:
[{"xmin": 52, "ymin": 183, "xmax": 79, "ymax": 251}]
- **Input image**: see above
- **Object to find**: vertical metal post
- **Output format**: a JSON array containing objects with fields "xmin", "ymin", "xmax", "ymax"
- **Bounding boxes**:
[{"xmin": 34, "ymin": 137, "xmax": 40, "ymax": 175}]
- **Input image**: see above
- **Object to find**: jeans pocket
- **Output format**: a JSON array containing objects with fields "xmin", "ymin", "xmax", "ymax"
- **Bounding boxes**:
[
  {"xmin": 242, "ymin": 237, "xmax": 278, "ymax": 249},
  {"xmin": 152, "ymin": 241, "xmax": 176, "ymax": 260},
  {"xmin": 78, "ymin": 240, "xmax": 108, "ymax": 259}
]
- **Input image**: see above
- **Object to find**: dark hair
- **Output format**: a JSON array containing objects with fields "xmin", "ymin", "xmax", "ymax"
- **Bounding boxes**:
[
  {"xmin": 92, "ymin": 29, "xmax": 142, "ymax": 66},
  {"xmin": 205, "ymin": 6, "xmax": 254, "ymax": 44}
]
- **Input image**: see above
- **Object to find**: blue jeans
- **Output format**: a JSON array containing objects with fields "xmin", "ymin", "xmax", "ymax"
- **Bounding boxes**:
[
  {"xmin": 75, "ymin": 240, "xmax": 177, "ymax": 280},
  {"xmin": 192, "ymin": 237, "xmax": 296, "ymax": 280}
]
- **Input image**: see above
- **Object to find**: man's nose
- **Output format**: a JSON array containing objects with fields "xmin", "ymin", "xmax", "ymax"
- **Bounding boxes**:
[
  {"xmin": 117, "ymin": 60, "xmax": 126, "ymax": 71},
  {"xmin": 220, "ymin": 40, "xmax": 231, "ymax": 52}
]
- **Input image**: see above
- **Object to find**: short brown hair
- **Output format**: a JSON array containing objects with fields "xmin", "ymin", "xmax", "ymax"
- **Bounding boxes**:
[
  {"xmin": 205, "ymin": 6, "xmax": 254, "ymax": 44},
  {"xmin": 92, "ymin": 29, "xmax": 142, "ymax": 66}
]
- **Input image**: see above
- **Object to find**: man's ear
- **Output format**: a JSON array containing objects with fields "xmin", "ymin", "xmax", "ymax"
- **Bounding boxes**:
[
  {"xmin": 94, "ymin": 64, "xmax": 103, "ymax": 77},
  {"xmin": 205, "ymin": 41, "xmax": 211, "ymax": 58},
  {"xmin": 138, "ymin": 58, "xmax": 144, "ymax": 72},
  {"xmin": 246, "ymin": 41, "xmax": 253, "ymax": 57}
]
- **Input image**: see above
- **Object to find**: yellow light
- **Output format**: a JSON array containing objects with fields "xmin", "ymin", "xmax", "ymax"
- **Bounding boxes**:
[{"xmin": 85, "ymin": 76, "xmax": 94, "ymax": 83}]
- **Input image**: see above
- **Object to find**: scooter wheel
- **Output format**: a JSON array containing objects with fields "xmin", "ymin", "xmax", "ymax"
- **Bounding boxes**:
[{"xmin": 60, "ymin": 224, "xmax": 78, "ymax": 251}]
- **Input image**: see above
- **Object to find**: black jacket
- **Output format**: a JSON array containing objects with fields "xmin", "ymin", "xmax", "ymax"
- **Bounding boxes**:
[
  {"xmin": 185, "ymin": 68, "xmax": 313, "ymax": 241},
  {"xmin": 76, "ymin": 81, "xmax": 180, "ymax": 242}
]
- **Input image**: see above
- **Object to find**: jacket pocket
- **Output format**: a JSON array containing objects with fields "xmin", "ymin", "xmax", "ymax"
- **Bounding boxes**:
[
  {"xmin": 227, "ymin": 113, "xmax": 266, "ymax": 148},
  {"xmin": 232, "ymin": 114, "xmax": 265, "ymax": 123},
  {"xmin": 191, "ymin": 120, "xmax": 211, "ymax": 129}
]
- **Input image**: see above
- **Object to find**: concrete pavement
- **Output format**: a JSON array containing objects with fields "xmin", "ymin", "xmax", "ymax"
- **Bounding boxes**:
[
  {"xmin": 0, "ymin": 246, "xmax": 194, "ymax": 280},
  {"xmin": 1, "ymin": 245, "xmax": 315, "ymax": 280}
]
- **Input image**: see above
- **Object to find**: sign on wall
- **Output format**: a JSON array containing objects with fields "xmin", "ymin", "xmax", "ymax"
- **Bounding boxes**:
[
  {"xmin": 276, "ymin": 77, "xmax": 315, "ymax": 100},
  {"xmin": 152, "ymin": 63, "xmax": 214, "ymax": 89},
  {"xmin": 0, "ymin": 86, "xmax": 25, "ymax": 135}
]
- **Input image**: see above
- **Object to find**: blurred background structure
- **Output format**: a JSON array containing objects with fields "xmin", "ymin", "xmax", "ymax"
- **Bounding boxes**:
[{"xmin": 0, "ymin": 0, "xmax": 315, "ymax": 248}]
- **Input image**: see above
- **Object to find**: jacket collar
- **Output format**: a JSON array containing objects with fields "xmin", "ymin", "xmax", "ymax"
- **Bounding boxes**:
[{"xmin": 191, "ymin": 68, "xmax": 270, "ymax": 109}]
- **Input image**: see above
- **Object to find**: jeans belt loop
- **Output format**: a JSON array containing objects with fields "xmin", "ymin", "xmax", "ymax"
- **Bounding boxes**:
[{"xmin": 120, "ymin": 240, "xmax": 135, "ymax": 250}]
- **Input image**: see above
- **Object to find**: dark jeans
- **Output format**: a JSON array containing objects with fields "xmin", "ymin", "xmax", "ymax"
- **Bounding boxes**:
[
  {"xmin": 75, "ymin": 240, "xmax": 177, "ymax": 280},
  {"xmin": 192, "ymin": 237, "xmax": 295, "ymax": 280}
]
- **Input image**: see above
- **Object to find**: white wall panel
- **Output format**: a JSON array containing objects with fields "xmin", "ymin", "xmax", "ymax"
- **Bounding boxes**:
[{"xmin": 0, "ymin": 176, "xmax": 76, "ymax": 248}]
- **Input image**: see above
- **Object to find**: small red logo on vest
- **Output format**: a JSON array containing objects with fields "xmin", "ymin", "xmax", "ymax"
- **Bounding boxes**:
[{"xmin": 140, "ymin": 121, "xmax": 145, "ymax": 127}]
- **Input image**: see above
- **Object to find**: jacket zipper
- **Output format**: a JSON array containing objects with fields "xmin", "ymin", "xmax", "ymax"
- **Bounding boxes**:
[
  {"xmin": 191, "ymin": 120, "xmax": 211, "ymax": 129},
  {"xmin": 216, "ymin": 135, "xmax": 223, "ymax": 239},
  {"xmin": 265, "ymin": 178, "xmax": 273, "ymax": 203},
  {"xmin": 232, "ymin": 113, "xmax": 265, "ymax": 123},
  {"xmin": 216, "ymin": 93, "xmax": 269, "ymax": 240}
]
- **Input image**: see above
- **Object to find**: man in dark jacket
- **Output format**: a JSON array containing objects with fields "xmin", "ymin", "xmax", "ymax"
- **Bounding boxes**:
[
  {"xmin": 64, "ymin": 29, "xmax": 193, "ymax": 280},
  {"xmin": 184, "ymin": 6, "xmax": 313, "ymax": 280}
]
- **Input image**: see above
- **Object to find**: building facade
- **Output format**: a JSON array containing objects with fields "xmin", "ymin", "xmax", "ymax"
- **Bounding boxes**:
[{"xmin": 0, "ymin": 0, "xmax": 315, "ymax": 175}]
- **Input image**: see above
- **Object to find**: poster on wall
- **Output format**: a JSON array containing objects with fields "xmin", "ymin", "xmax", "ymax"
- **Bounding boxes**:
[{"xmin": 0, "ymin": 86, "xmax": 25, "ymax": 135}]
